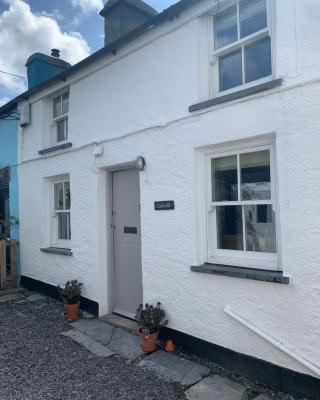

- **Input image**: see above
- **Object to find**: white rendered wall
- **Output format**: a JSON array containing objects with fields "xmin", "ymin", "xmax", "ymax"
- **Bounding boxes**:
[{"xmin": 18, "ymin": 0, "xmax": 320, "ymax": 377}]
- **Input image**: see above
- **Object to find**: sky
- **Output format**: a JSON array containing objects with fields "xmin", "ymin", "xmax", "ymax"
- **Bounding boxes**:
[{"xmin": 0, "ymin": 0, "xmax": 177, "ymax": 106}]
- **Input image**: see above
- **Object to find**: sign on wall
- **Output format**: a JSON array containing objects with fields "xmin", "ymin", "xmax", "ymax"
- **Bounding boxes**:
[{"xmin": 154, "ymin": 201, "xmax": 175, "ymax": 211}]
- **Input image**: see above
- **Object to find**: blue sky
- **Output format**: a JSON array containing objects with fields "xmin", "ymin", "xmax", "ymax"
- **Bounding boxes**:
[{"xmin": 0, "ymin": 0, "xmax": 178, "ymax": 105}]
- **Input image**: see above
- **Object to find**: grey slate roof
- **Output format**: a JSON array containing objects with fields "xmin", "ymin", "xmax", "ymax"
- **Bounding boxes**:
[
  {"xmin": 100, "ymin": 0, "xmax": 158, "ymax": 16},
  {"xmin": 0, "ymin": 0, "xmax": 198, "ymax": 116}
]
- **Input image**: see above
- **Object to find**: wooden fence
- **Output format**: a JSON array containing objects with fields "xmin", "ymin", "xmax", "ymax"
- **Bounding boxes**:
[{"xmin": 0, "ymin": 240, "xmax": 17, "ymax": 290}]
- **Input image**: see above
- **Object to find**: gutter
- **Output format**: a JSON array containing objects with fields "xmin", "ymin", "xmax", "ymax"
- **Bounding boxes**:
[{"xmin": 0, "ymin": 0, "xmax": 199, "ymax": 116}]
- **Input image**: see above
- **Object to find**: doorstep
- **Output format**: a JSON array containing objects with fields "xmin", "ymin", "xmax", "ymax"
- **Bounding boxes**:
[{"xmin": 100, "ymin": 313, "xmax": 139, "ymax": 334}]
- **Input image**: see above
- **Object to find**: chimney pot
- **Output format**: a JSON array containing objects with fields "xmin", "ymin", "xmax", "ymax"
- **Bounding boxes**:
[{"xmin": 51, "ymin": 49, "xmax": 60, "ymax": 58}]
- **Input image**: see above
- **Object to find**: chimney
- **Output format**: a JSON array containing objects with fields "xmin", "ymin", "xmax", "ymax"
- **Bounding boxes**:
[
  {"xmin": 25, "ymin": 49, "xmax": 71, "ymax": 90},
  {"xmin": 100, "ymin": 0, "xmax": 158, "ymax": 46}
]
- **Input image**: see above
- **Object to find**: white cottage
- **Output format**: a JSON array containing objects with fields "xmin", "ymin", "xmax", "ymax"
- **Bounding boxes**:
[{"xmin": 1, "ymin": 0, "xmax": 319, "ymax": 397}]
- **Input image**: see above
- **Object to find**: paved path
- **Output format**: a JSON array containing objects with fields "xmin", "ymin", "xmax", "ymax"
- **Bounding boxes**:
[{"xmin": 0, "ymin": 288, "xmax": 296, "ymax": 400}]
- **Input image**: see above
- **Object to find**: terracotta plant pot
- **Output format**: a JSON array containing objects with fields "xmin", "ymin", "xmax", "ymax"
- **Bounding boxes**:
[
  {"xmin": 139, "ymin": 329, "xmax": 159, "ymax": 353},
  {"xmin": 64, "ymin": 302, "xmax": 80, "ymax": 320},
  {"xmin": 164, "ymin": 339, "xmax": 176, "ymax": 352}
]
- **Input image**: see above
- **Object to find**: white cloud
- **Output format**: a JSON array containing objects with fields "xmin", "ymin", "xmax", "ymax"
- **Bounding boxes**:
[
  {"xmin": 0, "ymin": 0, "xmax": 91, "ymax": 102},
  {"xmin": 36, "ymin": 9, "xmax": 64, "ymax": 22},
  {"xmin": 71, "ymin": 0, "xmax": 104, "ymax": 14}
]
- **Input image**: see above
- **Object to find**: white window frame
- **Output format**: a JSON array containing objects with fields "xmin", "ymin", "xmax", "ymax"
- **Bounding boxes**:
[
  {"xmin": 51, "ymin": 90, "xmax": 69, "ymax": 145},
  {"xmin": 51, "ymin": 176, "xmax": 71, "ymax": 249},
  {"xmin": 209, "ymin": 0, "xmax": 275, "ymax": 98},
  {"xmin": 206, "ymin": 142, "xmax": 279, "ymax": 270}
]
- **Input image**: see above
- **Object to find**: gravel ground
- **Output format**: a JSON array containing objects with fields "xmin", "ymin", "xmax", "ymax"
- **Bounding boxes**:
[{"xmin": 0, "ymin": 296, "xmax": 186, "ymax": 400}]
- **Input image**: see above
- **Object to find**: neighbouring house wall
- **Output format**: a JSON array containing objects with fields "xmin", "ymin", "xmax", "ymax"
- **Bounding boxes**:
[
  {"xmin": 0, "ymin": 116, "xmax": 19, "ymax": 240},
  {"xmin": 18, "ymin": 0, "xmax": 320, "ymax": 379}
]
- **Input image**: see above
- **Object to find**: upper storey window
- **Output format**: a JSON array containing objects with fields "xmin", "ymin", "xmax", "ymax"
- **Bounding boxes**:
[
  {"xmin": 212, "ymin": 0, "xmax": 272, "ymax": 93},
  {"xmin": 52, "ymin": 91, "xmax": 69, "ymax": 144}
]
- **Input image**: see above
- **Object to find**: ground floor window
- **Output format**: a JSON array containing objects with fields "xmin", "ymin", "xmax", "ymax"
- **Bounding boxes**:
[
  {"xmin": 52, "ymin": 176, "xmax": 71, "ymax": 247},
  {"xmin": 207, "ymin": 144, "xmax": 277, "ymax": 269}
]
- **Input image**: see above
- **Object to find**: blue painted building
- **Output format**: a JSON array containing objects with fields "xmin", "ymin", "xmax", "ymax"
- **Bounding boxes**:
[
  {"xmin": 0, "ymin": 49, "xmax": 71, "ymax": 278},
  {"xmin": 0, "ymin": 108, "xmax": 19, "ymax": 241}
]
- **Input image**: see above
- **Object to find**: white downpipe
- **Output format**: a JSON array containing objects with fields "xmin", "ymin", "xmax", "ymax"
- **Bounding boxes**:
[{"xmin": 224, "ymin": 305, "xmax": 320, "ymax": 377}]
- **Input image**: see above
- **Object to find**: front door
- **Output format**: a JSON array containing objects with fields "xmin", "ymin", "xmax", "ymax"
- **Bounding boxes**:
[{"xmin": 112, "ymin": 168, "xmax": 142, "ymax": 318}]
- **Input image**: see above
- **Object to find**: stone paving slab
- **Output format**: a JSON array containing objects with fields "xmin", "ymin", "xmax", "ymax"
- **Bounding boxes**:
[
  {"xmin": 253, "ymin": 395, "xmax": 272, "ymax": 400},
  {"xmin": 138, "ymin": 351, "xmax": 210, "ymax": 386},
  {"xmin": 108, "ymin": 328, "xmax": 144, "ymax": 360},
  {"xmin": 101, "ymin": 314, "xmax": 139, "ymax": 333},
  {"xmin": 0, "ymin": 293, "xmax": 24, "ymax": 303},
  {"xmin": 185, "ymin": 375, "xmax": 247, "ymax": 400},
  {"xmin": 61, "ymin": 330, "xmax": 114, "ymax": 358},
  {"xmin": 0, "ymin": 287, "xmax": 25, "ymax": 296},
  {"xmin": 71, "ymin": 319, "xmax": 114, "ymax": 346},
  {"xmin": 26, "ymin": 294, "xmax": 46, "ymax": 302}
]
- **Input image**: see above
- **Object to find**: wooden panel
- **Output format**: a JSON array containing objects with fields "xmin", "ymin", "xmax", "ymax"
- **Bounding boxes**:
[
  {"xmin": 10, "ymin": 240, "xmax": 17, "ymax": 288},
  {"xmin": 0, "ymin": 241, "xmax": 6, "ymax": 289}
]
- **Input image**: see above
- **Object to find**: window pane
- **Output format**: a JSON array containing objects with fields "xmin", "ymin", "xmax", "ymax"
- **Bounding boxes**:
[
  {"xmin": 245, "ymin": 36, "xmax": 271, "ymax": 83},
  {"xmin": 64, "ymin": 181, "xmax": 70, "ymax": 210},
  {"xmin": 67, "ymin": 212, "xmax": 71, "ymax": 240},
  {"xmin": 212, "ymin": 155, "xmax": 238, "ymax": 202},
  {"xmin": 214, "ymin": 5, "xmax": 238, "ymax": 50},
  {"xmin": 56, "ymin": 118, "xmax": 67, "ymax": 142},
  {"xmin": 216, "ymin": 206, "xmax": 243, "ymax": 250},
  {"xmin": 53, "ymin": 96, "xmax": 61, "ymax": 118},
  {"xmin": 62, "ymin": 92, "xmax": 69, "ymax": 115},
  {"xmin": 240, "ymin": 150, "xmax": 271, "ymax": 200},
  {"xmin": 54, "ymin": 183, "xmax": 64, "ymax": 210},
  {"xmin": 245, "ymin": 204, "xmax": 276, "ymax": 253},
  {"xmin": 240, "ymin": 0, "xmax": 267, "ymax": 38},
  {"xmin": 58, "ymin": 212, "xmax": 68, "ymax": 240},
  {"xmin": 219, "ymin": 49, "xmax": 243, "ymax": 92}
]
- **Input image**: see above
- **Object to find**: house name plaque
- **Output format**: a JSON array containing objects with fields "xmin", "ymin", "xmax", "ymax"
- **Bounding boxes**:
[{"xmin": 154, "ymin": 201, "xmax": 175, "ymax": 211}]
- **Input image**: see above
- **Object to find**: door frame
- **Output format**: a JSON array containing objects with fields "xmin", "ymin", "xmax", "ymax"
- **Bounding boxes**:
[{"xmin": 102, "ymin": 161, "xmax": 141, "ymax": 317}]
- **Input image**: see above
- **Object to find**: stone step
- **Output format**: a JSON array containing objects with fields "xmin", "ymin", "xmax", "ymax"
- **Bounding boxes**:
[
  {"xmin": 185, "ymin": 375, "xmax": 247, "ymax": 400},
  {"xmin": 100, "ymin": 314, "xmax": 139, "ymax": 334},
  {"xmin": 61, "ymin": 330, "xmax": 114, "ymax": 358},
  {"xmin": 138, "ymin": 351, "xmax": 210, "ymax": 386}
]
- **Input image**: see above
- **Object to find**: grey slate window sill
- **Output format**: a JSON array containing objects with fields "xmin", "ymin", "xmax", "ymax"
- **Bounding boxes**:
[
  {"xmin": 38, "ymin": 142, "xmax": 72, "ymax": 155},
  {"xmin": 41, "ymin": 247, "xmax": 73, "ymax": 256},
  {"xmin": 191, "ymin": 263, "xmax": 289, "ymax": 284},
  {"xmin": 189, "ymin": 79, "xmax": 283, "ymax": 113}
]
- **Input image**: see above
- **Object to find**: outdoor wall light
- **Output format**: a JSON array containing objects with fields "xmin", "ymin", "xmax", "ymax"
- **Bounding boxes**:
[
  {"xmin": 93, "ymin": 142, "xmax": 103, "ymax": 157},
  {"xmin": 136, "ymin": 156, "xmax": 145, "ymax": 171}
]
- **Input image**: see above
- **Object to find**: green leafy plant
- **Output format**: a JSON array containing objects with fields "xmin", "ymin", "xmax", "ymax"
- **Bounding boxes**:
[
  {"xmin": 0, "ymin": 216, "xmax": 19, "ymax": 240},
  {"xmin": 135, "ymin": 302, "xmax": 168, "ymax": 334},
  {"xmin": 57, "ymin": 280, "xmax": 83, "ymax": 304}
]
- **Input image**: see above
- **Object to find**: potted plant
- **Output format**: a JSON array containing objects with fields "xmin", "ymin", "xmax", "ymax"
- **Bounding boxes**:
[
  {"xmin": 57, "ymin": 280, "xmax": 83, "ymax": 321},
  {"xmin": 135, "ymin": 302, "xmax": 168, "ymax": 353}
]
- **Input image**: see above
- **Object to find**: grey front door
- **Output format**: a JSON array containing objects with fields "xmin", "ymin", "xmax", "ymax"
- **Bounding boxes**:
[{"xmin": 112, "ymin": 168, "xmax": 142, "ymax": 318}]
